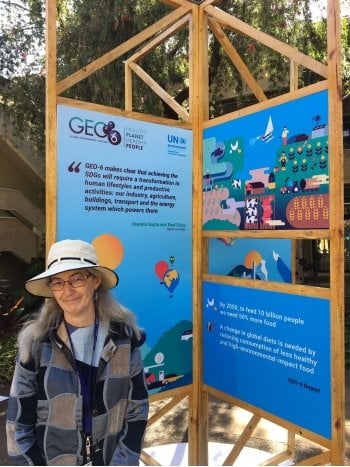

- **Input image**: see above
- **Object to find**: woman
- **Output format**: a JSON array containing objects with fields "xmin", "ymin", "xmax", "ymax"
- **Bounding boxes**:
[{"xmin": 6, "ymin": 239, "xmax": 149, "ymax": 466}]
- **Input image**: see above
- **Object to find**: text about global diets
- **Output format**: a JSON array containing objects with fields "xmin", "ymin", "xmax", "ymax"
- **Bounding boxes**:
[{"xmin": 211, "ymin": 299, "xmax": 323, "ymax": 394}]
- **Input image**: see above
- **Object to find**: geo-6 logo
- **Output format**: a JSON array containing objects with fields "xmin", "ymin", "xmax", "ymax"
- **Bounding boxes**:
[{"xmin": 69, "ymin": 117, "xmax": 122, "ymax": 146}]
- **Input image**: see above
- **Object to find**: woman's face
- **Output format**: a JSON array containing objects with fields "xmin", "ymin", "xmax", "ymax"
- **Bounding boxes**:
[{"xmin": 49, "ymin": 269, "xmax": 101, "ymax": 325}]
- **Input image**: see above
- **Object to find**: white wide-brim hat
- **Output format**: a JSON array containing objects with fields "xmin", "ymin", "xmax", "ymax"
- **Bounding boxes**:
[{"xmin": 25, "ymin": 239, "xmax": 119, "ymax": 298}]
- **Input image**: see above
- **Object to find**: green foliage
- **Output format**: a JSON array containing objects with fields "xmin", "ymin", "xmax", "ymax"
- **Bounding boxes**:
[
  {"xmin": 0, "ymin": 0, "xmax": 45, "ymax": 157},
  {"xmin": 0, "ymin": 252, "xmax": 45, "ymax": 382},
  {"xmin": 1, "ymin": 74, "xmax": 45, "ymax": 158},
  {"xmin": 0, "ymin": 334, "xmax": 17, "ymax": 383},
  {"xmin": 0, "ymin": 0, "xmax": 44, "ymax": 77},
  {"xmin": 56, "ymin": 0, "xmax": 185, "ymax": 115},
  {"xmin": 209, "ymin": 0, "xmax": 327, "ymax": 115},
  {"xmin": 0, "ymin": 252, "xmax": 44, "ymax": 336},
  {"xmin": 342, "ymin": 17, "xmax": 350, "ymax": 99},
  {"xmin": 0, "ymin": 0, "xmax": 348, "ymax": 160}
]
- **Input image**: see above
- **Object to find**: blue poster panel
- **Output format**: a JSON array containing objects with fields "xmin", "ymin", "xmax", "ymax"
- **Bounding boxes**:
[
  {"xmin": 203, "ymin": 90, "xmax": 329, "ymax": 230},
  {"xmin": 209, "ymin": 238, "xmax": 292, "ymax": 283},
  {"xmin": 203, "ymin": 282, "xmax": 331, "ymax": 439},
  {"xmin": 57, "ymin": 104, "xmax": 193, "ymax": 394}
]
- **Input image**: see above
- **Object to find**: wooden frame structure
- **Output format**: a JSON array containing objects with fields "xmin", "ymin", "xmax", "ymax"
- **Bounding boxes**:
[{"xmin": 45, "ymin": 0, "xmax": 344, "ymax": 464}]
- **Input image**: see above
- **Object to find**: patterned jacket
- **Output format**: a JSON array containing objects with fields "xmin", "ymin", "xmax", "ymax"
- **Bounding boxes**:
[{"xmin": 6, "ymin": 320, "xmax": 149, "ymax": 465}]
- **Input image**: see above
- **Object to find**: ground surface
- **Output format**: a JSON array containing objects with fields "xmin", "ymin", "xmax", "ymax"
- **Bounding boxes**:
[{"xmin": 0, "ymin": 373, "xmax": 349, "ymax": 466}]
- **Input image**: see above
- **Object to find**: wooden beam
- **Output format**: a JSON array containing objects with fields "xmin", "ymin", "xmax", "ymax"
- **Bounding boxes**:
[
  {"xmin": 290, "ymin": 60, "xmax": 299, "ymax": 91},
  {"xmin": 149, "ymin": 385, "xmax": 190, "ymax": 402},
  {"xmin": 45, "ymin": 0, "xmax": 57, "ymax": 250},
  {"xmin": 140, "ymin": 451, "xmax": 161, "ymax": 466},
  {"xmin": 159, "ymin": 0, "xmax": 195, "ymax": 8},
  {"xmin": 147, "ymin": 394, "xmax": 188, "ymax": 427},
  {"xmin": 208, "ymin": 17, "xmax": 267, "ymax": 102},
  {"xmin": 203, "ymin": 274, "xmax": 330, "ymax": 299},
  {"xmin": 287, "ymin": 430, "xmax": 296, "ymax": 461},
  {"xmin": 327, "ymin": 0, "xmax": 345, "ymax": 465},
  {"xmin": 188, "ymin": 2, "xmax": 209, "ymax": 465},
  {"xmin": 124, "ymin": 62, "xmax": 133, "ymax": 112},
  {"xmin": 129, "ymin": 62, "xmax": 190, "ymax": 121},
  {"xmin": 202, "ymin": 228, "xmax": 330, "ymax": 239},
  {"xmin": 125, "ymin": 14, "xmax": 190, "ymax": 64},
  {"xmin": 57, "ymin": 6, "xmax": 191, "ymax": 94},
  {"xmin": 201, "ymin": 0, "xmax": 223, "ymax": 7},
  {"xmin": 57, "ymin": 96, "xmax": 193, "ymax": 127},
  {"xmin": 293, "ymin": 451, "xmax": 331, "ymax": 466},
  {"xmin": 264, "ymin": 450, "xmax": 294, "ymax": 466},
  {"xmin": 223, "ymin": 414, "xmax": 261, "ymax": 465},
  {"xmin": 160, "ymin": 0, "xmax": 221, "ymax": 6},
  {"xmin": 205, "ymin": 5, "xmax": 328, "ymax": 78},
  {"xmin": 291, "ymin": 239, "xmax": 297, "ymax": 283},
  {"xmin": 198, "ymin": 3, "xmax": 210, "ymax": 119}
]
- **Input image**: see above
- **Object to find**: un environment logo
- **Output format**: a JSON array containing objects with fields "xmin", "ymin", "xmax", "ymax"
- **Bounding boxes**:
[{"xmin": 103, "ymin": 121, "xmax": 122, "ymax": 146}]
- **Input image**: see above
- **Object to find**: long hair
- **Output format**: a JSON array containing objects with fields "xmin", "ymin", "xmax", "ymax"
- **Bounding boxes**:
[{"xmin": 18, "ymin": 281, "xmax": 140, "ymax": 363}]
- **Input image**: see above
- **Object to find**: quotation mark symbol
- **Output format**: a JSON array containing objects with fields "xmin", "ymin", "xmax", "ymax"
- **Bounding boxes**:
[{"xmin": 68, "ymin": 162, "xmax": 81, "ymax": 173}]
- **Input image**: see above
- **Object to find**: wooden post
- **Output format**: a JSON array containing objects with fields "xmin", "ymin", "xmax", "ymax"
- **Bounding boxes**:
[
  {"xmin": 188, "ymin": 2, "xmax": 209, "ymax": 465},
  {"xmin": 290, "ymin": 60, "xmax": 299, "ymax": 92},
  {"xmin": 45, "ymin": 0, "xmax": 57, "ymax": 252},
  {"xmin": 327, "ymin": 0, "xmax": 345, "ymax": 464}
]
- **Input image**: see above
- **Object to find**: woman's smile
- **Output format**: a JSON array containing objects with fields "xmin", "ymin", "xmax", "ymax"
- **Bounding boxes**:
[{"xmin": 50, "ymin": 269, "xmax": 101, "ymax": 326}]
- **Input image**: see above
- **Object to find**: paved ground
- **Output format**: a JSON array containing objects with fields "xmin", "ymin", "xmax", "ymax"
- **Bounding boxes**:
[
  {"xmin": 143, "ymin": 389, "xmax": 350, "ymax": 465},
  {"xmin": 0, "ymin": 373, "xmax": 350, "ymax": 466},
  {"xmin": 143, "ymin": 370, "xmax": 350, "ymax": 465}
]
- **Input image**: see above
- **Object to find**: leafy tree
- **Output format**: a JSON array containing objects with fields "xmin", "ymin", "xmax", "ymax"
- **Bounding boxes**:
[
  {"xmin": 56, "ymin": 0, "xmax": 178, "ymax": 115},
  {"xmin": 0, "ymin": 0, "xmax": 348, "ymax": 160},
  {"xmin": 0, "ymin": 0, "xmax": 45, "ymax": 158},
  {"xmin": 0, "ymin": 0, "xmax": 44, "ymax": 77}
]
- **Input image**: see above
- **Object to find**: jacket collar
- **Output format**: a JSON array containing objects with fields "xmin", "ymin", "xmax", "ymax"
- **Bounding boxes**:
[{"xmin": 52, "ymin": 318, "xmax": 119, "ymax": 366}]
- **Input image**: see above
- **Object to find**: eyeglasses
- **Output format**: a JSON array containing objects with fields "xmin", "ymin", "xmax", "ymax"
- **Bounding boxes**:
[{"xmin": 48, "ymin": 273, "xmax": 91, "ymax": 292}]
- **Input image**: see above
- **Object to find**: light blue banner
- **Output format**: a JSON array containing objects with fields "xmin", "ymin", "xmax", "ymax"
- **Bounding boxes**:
[
  {"xmin": 57, "ymin": 105, "xmax": 193, "ymax": 394},
  {"xmin": 203, "ymin": 281, "xmax": 331, "ymax": 438}
]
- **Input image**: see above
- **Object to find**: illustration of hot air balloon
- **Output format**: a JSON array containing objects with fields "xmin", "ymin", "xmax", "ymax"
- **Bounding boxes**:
[
  {"xmin": 163, "ymin": 269, "xmax": 180, "ymax": 297},
  {"xmin": 155, "ymin": 259, "xmax": 180, "ymax": 296},
  {"xmin": 155, "ymin": 260, "xmax": 169, "ymax": 284}
]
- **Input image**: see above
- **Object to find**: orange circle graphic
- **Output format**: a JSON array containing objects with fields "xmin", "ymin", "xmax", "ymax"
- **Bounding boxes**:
[
  {"xmin": 92, "ymin": 234, "xmax": 124, "ymax": 270},
  {"xmin": 244, "ymin": 250, "xmax": 262, "ymax": 269}
]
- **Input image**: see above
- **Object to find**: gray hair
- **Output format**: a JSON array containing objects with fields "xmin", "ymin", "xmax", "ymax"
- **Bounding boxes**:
[{"xmin": 18, "ymin": 284, "xmax": 140, "ymax": 363}]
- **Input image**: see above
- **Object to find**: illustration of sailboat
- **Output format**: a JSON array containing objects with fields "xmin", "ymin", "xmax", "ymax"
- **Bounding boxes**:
[
  {"xmin": 249, "ymin": 115, "xmax": 274, "ymax": 146},
  {"xmin": 260, "ymin": 115, "xmax": 274, "ymax": 143}
]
